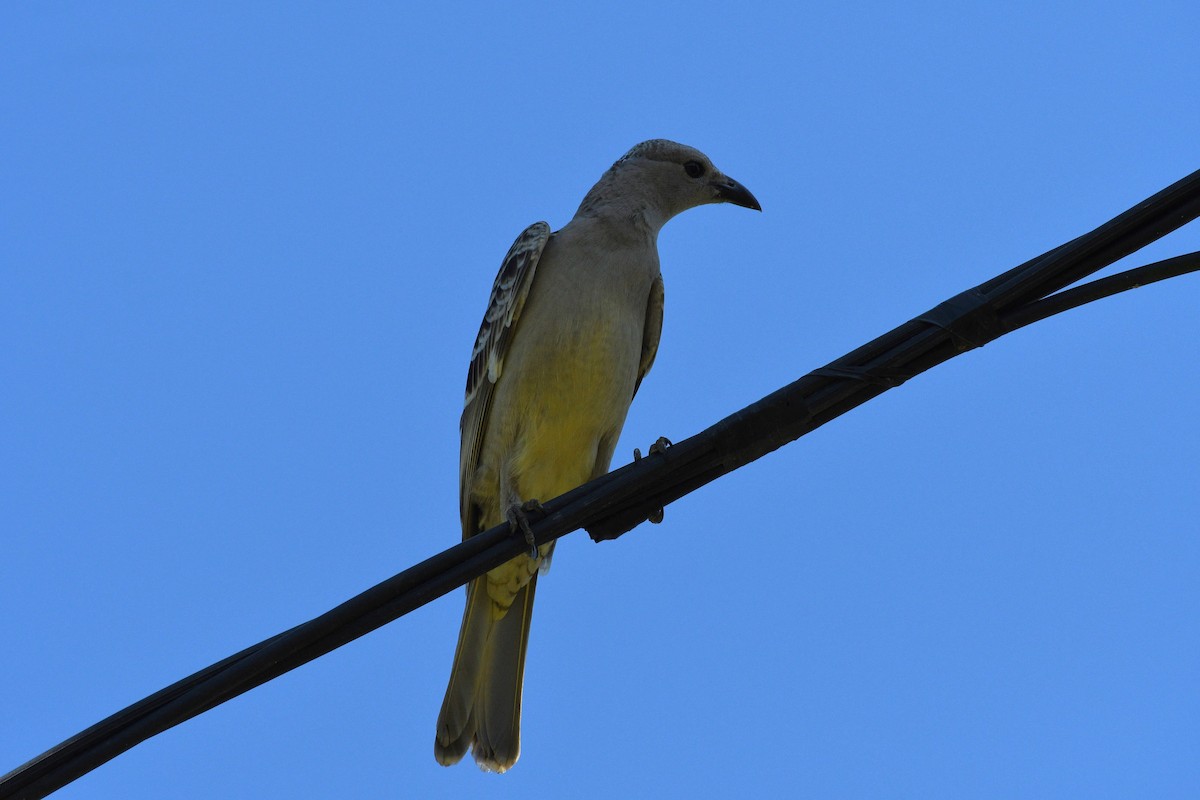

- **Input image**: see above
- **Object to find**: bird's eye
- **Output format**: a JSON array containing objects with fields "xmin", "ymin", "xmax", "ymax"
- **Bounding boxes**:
[{"xmin": 683, "ymin": 160, "xmax": 705, "ymax": 179}]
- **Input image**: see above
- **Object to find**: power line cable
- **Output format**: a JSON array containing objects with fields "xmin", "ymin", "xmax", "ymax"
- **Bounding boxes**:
[{"xmin": 3, "ymin": 168, "xmax": 1198, "ymax": 800}]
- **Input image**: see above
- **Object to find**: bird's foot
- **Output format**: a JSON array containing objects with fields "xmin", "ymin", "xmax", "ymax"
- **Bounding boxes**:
[
  {"xmin": 506, "ymin": 499, "xmax": 545, "ymax": 559},
  {"xmin": 633, "ymin": 436, "xmax": 673, "ymax": 462},
  {"xmin": 632, "ymin": 437, "xmax": 672, "ymax": 524}
]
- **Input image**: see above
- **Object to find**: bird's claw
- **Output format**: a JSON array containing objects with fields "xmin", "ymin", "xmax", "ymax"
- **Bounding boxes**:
[
  {"xmin": 633, "ymin": 437, "xmax": 672, "ymax": 524},
  {"xmin": 634, "ymin": 436, "xmax": 673, "ymax": 462},
  {"xmin": 507, "ymin": 500, "xmax": 545, "ymax": 559}
]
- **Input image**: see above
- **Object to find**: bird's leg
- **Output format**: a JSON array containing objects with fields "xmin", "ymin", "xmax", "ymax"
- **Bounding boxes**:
[{"xmin": 506, "ymin": 499, "xmax": 545, "ymax": 559}]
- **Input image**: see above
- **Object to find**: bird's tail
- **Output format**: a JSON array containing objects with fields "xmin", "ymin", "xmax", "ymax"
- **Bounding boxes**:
[{"xmin": 435, "ymin": 573, "xmax": 538, "ymax": 772}]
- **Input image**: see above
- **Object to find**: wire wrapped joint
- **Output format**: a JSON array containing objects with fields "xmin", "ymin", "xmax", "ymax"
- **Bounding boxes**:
[{"xmin": 917, "ymin": 287, "xmax": 1005, "ymax": 352}]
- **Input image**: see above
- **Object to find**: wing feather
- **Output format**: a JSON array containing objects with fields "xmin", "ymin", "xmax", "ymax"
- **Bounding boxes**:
[
  {"xmin": 459, "ymin": 222, "xmax": 551, "ymax": 535},
  {"xmin": 633, "ymin": 274, "xmax": 665, "ymax": 398}
]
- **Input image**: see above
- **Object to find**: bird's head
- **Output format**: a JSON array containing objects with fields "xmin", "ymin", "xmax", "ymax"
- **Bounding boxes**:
[{"xmin": 577, "ymin": 139, "xmax": 760, "ymax": 229}]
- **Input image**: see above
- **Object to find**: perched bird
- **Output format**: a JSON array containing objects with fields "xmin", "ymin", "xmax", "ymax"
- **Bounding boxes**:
[{"xmin": 435, "ymin": 139, "xmax": 760, "ymax": 772}]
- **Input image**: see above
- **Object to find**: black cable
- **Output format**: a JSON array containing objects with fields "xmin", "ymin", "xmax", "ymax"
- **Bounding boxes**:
[
  {"xmin": 1000, "ymin": 252, "xmax": 1200, "ymax": 334},
  {"xmin": 3, "ymin": 168, "xmax": 1199, "ymax": 800}
]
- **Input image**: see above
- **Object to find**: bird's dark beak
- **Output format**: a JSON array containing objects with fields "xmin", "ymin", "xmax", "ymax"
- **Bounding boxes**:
[{"xmin": 712, "ymin": 175, "xmax": 761, "ymax": 211}]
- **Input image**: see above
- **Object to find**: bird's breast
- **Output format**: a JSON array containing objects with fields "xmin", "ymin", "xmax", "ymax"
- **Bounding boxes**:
[
  {"xmin": 517, "ymin": 300, "xmax": 641, "ymax": 433},
  {"xmin": 494, "ymin": 272, "xmax": 649, "ymax": 497}
]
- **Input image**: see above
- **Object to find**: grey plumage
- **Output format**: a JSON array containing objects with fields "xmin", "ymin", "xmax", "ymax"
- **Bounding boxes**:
[{"xmin": 435, "ymin": 139, "xmax": 759, "ymax": 772}]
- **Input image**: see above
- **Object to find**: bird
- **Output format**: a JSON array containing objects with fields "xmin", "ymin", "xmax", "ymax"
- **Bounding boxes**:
[{"xmin": 435, "ymin": 139, "xmax": 760, "ymax": 772}]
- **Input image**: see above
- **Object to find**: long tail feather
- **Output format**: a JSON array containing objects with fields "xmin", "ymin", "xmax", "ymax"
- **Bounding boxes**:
[{"xmin": 435, "ymin": 573, "xmax": 538, "ymax": 772}]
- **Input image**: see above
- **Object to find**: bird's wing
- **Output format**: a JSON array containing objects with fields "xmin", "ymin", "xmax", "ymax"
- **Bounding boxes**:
[
  {"xmin": 633, "ymin": 273, "xmax": 665, "ymax": 399},
  {"xmin": 459, "ymin": 221, "xmax": 551, "ymax": 535}
]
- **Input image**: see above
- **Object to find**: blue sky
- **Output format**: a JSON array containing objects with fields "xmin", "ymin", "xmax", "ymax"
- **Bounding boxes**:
[{"xmin": 3, "ymin": 2, "xmax": 1198, "ymax": 798}]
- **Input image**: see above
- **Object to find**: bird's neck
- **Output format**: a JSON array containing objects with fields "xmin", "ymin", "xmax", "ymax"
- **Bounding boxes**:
[{"xmin": 574, "ymin": 184, "xmax": 667, "ymax": 241}]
